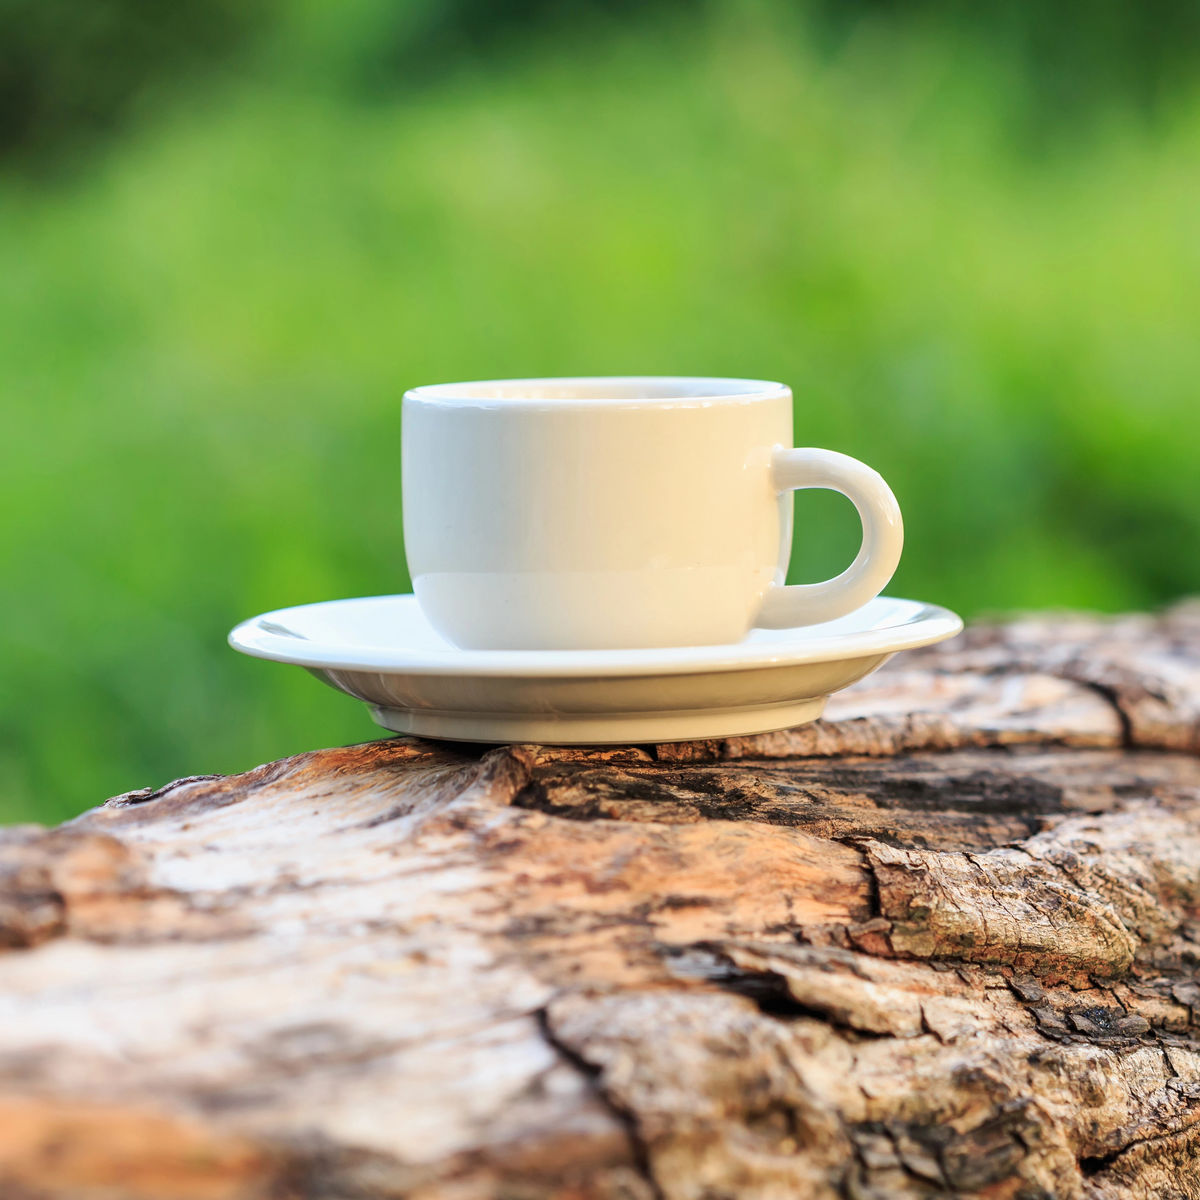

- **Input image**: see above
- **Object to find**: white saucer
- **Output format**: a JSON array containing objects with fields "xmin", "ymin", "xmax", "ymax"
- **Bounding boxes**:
[{"xmin": 229, "ymin": 595, "xmax": 962, "ymax": 744}]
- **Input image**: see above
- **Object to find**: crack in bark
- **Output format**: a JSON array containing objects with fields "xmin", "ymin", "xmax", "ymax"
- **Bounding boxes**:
[
  {"xmin": 1078, "ymin": 1101, "xmax": 1200, "ymax": 1178},
  {"xmin": 535, "ymin": 1005, "xmax": 665, "ymax": 1200},
  {"xmin": 1075, "ymin": 678, "xmax": 1138, "ymax": 750}
]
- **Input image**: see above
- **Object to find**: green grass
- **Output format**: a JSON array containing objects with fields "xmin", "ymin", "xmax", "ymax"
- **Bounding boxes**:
[{"xmin": 2, "ymin": 3, "xmax": 1199, "ymax": 823}]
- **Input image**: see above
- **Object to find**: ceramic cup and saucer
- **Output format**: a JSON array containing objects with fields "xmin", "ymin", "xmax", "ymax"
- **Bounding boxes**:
[{"xmin": 230, "ymin": 377, "xmax": 962, "ymax": 743}]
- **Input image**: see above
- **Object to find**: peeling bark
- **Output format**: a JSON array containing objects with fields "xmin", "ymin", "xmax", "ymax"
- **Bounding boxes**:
[{"xmin": 1, "ymin": 602, "xmax": 1199, "ymax": 1198}]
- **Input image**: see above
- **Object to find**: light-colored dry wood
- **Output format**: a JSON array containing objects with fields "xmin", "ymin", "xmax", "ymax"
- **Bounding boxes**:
[{"xmin": 2, "ymin": 601, "xmax": 1199, "ymax": 1199}]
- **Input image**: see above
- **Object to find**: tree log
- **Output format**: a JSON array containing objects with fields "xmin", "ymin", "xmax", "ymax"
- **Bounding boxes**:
[{"xmin": 3, "ymin": 602, "xmax": 1200, "ymax": 1200}]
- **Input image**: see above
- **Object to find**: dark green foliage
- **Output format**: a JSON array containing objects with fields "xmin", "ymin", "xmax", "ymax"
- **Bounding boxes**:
[
  {"xmin": 0, "ymin": 0, "xmax": 272, "ymax": 161},
  {"xmin": 5, "ymin": 0, "xmax": 1200, "ymax": 162}
]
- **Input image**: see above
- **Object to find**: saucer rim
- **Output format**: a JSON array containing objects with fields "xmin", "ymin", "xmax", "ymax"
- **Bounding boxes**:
[{"xmin": 228, "ymin": 594, "xmax": 963, "ymax": 679}]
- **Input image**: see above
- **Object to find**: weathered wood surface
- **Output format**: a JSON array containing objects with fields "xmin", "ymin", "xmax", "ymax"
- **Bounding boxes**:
[{"xmin": 3, "ymin": 602, "xmax": 1200, "ymax": 1200}]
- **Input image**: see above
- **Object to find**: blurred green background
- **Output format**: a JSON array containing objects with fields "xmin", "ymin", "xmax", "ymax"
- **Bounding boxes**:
[{"xmin": 2, "ymin": 0, "xmax": 1199, "ymax": 824}]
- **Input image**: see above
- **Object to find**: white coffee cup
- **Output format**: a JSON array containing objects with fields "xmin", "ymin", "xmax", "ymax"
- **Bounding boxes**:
[{"xmin": 402, "ymin": 377, "xmax": 902, "ymax": 650}]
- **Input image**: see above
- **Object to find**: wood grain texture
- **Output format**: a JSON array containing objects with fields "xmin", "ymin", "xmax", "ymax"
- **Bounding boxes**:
[{"xmin": 2, "ymin": 601, "xmax": 1199, "ymax": 1199}]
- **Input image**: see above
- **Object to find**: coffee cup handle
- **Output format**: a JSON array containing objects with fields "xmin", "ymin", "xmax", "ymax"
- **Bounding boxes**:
[{"xmin": 756, "ymin": 447, "xmax": 904, "ymax": 629}]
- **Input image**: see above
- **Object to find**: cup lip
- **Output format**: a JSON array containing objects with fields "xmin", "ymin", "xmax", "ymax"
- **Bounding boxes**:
[{"xmin": 404, "ymin": 376, "xmax": 791, "ymax": 408}]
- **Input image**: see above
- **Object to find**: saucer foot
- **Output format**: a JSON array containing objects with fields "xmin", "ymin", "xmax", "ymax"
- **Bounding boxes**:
[{"xmin": 369, "ymin": 696, "xmax": 828, "ymax": 745}]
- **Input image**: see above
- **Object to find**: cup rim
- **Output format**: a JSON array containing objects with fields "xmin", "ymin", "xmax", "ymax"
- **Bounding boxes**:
[{"xmin": 404, "ymin": 376, "xmax": 790, "ymax": 407}]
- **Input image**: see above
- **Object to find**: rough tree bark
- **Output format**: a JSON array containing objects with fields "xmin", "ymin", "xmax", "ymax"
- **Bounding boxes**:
[{"xmin": 2, "ymin": 603, "xmax": 1200, "ymax": 1200}]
